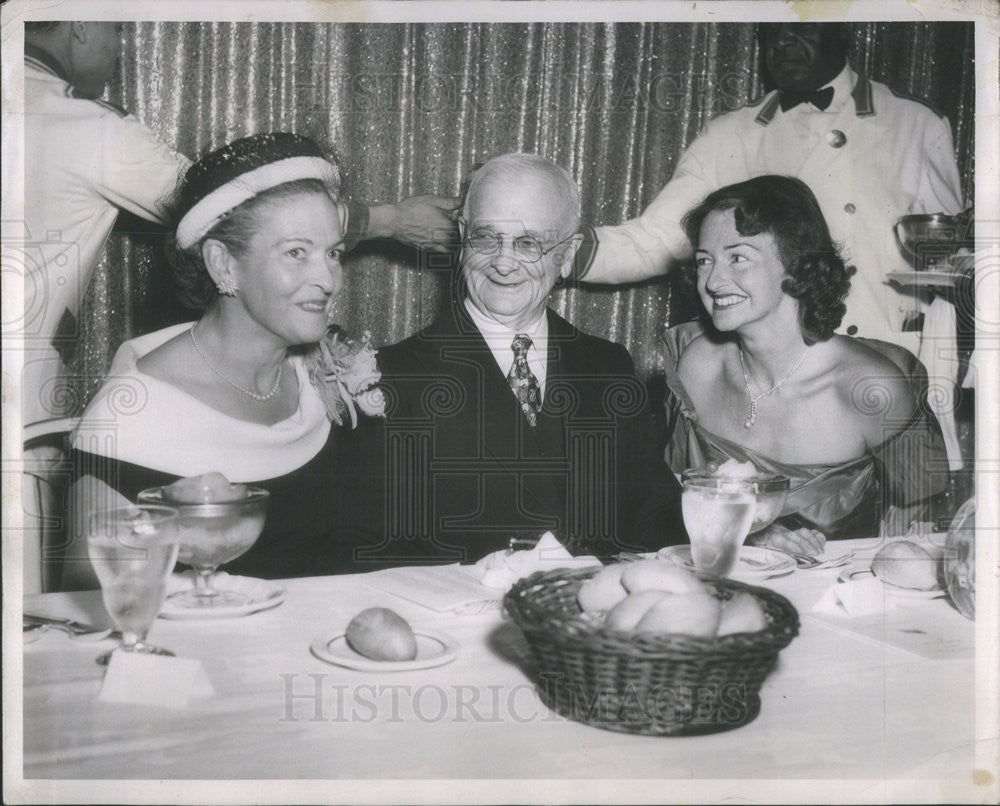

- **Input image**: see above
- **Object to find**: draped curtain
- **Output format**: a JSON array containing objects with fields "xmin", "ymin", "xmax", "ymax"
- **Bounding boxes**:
[{"xmin": 71, "ymin": 21, "xmax": 975, "ymax": 406}]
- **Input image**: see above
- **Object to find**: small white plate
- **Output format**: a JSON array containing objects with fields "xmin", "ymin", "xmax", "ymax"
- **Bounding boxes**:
[
  {"xmin": 845, "ymin": 537, "xmax": 894, "ymax": 558},
  {"xmin": 310, "ymin": 629, "xmax": 459, "ymax": 672},
  {"xmin": 838, "ymin": 568, "xmax": 946, "ymax": 600},
  {"xmin": 159, "ymin": 573, "xmax": 286, "ymax": 619},
  {"xmin": 656, "ymin": 545, "xmax": 795, "ymax": 579}
]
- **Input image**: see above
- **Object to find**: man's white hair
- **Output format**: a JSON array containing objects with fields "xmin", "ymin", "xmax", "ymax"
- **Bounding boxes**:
[{"xmin": 463, "ymin": 153, "xmax": 581, "ymax": 236}]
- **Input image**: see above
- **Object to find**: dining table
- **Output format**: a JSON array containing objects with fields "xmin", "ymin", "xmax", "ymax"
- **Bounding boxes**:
[{"xmin": 11, "ymin": 538, "xmax": 985, "ymax": 804}]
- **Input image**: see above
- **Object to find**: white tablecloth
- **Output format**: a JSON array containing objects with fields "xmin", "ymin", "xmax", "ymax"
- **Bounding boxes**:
[{"xmin": 11, "ymin": 542, "xmax": 982, "ymax": 802}]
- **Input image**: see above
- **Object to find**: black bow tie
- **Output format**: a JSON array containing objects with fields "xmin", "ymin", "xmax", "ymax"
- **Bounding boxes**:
[{"xmin": 778, "ymin": 86, "xmax": 835, "ymax": 112}]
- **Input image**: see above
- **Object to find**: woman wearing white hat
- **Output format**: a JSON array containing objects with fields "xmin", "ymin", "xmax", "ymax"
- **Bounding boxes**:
[{"xmin": 63, "ymin": 133, "xmax": 388, "ymax": 589}]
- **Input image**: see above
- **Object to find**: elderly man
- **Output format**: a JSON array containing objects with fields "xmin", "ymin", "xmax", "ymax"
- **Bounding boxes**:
[
  {"xmin": 375, "ymin": 154, "xmax": 685, "ymax": 564},
  {"xmin": 570, "ymin": 21, "xmax": 966, "ymax": 470}
]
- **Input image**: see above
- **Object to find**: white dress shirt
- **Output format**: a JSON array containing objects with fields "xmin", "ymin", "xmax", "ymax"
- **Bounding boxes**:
[{"xmin": 464, "ymin": 299, "xmax": 549, "ymax": 401}]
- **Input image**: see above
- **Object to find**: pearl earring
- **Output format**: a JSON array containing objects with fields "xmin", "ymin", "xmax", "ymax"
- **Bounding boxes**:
[{"xmin": 217, "ymin": 278, "xmax": 238, "ymax": 296}]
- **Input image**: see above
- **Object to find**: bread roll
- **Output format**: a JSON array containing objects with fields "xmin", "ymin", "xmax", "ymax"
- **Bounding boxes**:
[
  {"xmin": 717, "ymin": 591, "xmax": 768, "ymax": 636},
  {"xmin": 620, "ymin": 559, "xmax": 705, "ymax": 595},
  {"xmin": 605, "ymin": 590, "xmax": 669, "ymax": 631},
  {"xmin": 577, "ymin": 563, "xmax": 629, "ymax": 612},
  {"xmin": 345, "ymin": 607, "xmax": 418, "ymax": 661},
  {"xmin": 634, "ymin": 591, "xmax": 721, "ymax": 638},
  {"xmin": 871, "ymin": 540, "xmax": 939, "ymax": 590}
]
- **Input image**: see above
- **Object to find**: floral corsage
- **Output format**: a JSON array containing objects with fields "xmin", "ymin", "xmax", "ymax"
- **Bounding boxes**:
[{"xmin": 305, "ymin": 327, "xmax": 386, "ymax": 427}]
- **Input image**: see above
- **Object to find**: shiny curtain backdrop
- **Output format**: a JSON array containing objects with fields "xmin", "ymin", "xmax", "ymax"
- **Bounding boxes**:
[{"xmin": 69, "ymin": 21, "xmax": 975, "ymax": 406}]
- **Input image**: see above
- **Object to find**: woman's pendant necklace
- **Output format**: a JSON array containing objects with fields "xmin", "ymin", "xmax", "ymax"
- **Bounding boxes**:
[{"xmin": 738, "ymin": 345, "xmax": 809, "ymax": 429}]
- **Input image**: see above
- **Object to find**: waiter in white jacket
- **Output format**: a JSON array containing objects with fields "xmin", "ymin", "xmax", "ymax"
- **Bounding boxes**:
[
  {"xmin": 22, "ymin": 22, "xmax": 192, "ymax": 431},
  {"xmin": 571, "ymin": 22, "xmax": 965, "ymax": 472}
]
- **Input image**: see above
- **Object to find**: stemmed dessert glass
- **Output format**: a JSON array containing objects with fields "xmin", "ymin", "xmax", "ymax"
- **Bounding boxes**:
[
  {"xmin": 681, "ymin": 477, "xmax": 757, "ymax": 577},
  {"xmin": 86, "ymin": 505, "xmax": 180, "ymax": 665},
  {"xmin": 137, "ymin": 486, "xmax": 269, "ymax": 608}
]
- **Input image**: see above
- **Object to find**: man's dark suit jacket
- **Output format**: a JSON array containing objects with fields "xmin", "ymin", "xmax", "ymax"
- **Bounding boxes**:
[{"xmin": 370, "ymin": 301, "xmax": 686, "ymax": 564}]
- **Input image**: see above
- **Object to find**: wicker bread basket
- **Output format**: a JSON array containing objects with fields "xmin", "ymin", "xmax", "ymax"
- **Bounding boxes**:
[{"xmin": 504, "ymin": 565, "xmax": 800, "ymax": 736}]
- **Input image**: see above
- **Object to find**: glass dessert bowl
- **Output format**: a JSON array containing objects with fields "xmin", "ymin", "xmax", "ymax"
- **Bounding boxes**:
[{"xmin": 138, "ymin": 473, "xmax": 269, "ymax": 608}]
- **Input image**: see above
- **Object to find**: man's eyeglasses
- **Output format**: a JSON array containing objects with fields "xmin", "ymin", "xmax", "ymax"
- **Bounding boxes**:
[{"xmin": 458, "ymin": 218, "xmax": 576, "ymax": 264}]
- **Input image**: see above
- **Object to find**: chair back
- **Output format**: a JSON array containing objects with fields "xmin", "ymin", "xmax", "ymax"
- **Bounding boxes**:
[{"xmin": 22, "ymin": 418, "xmax": 79, "ymax": 593}]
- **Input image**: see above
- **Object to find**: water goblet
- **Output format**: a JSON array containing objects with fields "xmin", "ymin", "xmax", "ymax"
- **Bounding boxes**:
[
  {"xmin": 682, "ymin": 468, "xmax": 789, "ymax": 534},
  {"xmin": 86, "ymin": 505, "xmax": 180, "ymax": 666},
  {"xmin": 681, "ymin": 478, "xmax": 756, "ymax": 577},
  {"xmin": 137, "ymin": 486, "xmax": 269, "ymax": 609}
]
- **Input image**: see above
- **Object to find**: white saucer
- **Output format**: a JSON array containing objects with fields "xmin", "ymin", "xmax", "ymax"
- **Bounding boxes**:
[
  {"xmin": 159, "ymin": 573, "xmax": 286, "ymax": 619},
  {"xmin": 310, "ymin": 629, "xmax": 459, "ymax": 672},
  {"xmin": 656, "ymin": 545, "xmax": 795, "ymax": 579},
  {"xmin": 838, "ymin": 568, "xmax": 946, "ymax": 600}
]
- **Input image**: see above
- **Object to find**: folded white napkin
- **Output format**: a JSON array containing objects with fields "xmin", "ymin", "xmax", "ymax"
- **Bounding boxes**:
[
  {"xmin": 918, "ymin": 296, "xmax": 962, "ymax": 471},
  {"xmin": 99, "ymin": 652, "xmax": 215, "ymax": 709},
  {"xmin": 961, "ymin": 348, "xmax": 980, "ymax": 389},
  {"xmin": 811, "ymin": 576, "xmax": 896, "ymax": 617},
  {"xmin": 474, "ymin": 532, "xmax": 601, "ymax": 591}
]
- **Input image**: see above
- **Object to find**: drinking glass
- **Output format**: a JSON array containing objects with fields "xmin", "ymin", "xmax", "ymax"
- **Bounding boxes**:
[
  {"xmin": 681, "ymin": 478, "xmax": 756, "ymax": 577},
  {"xmin": 943, "ymin": 496, "xmax": 975, "ymax": 620},
  {"xmin": 746, "ymin": 474, "xmax": 790, "ymax": 533},
  {"xmin": 137, "ymin": 487, "xmax": 268, "ymax": 608},
  {"xmin": 86, "ymin": 505, "xmax": 180, "ymax": 665},
  {"xmin": 682, "ymin": 468, "xmax": 789, "ymax": 534}
]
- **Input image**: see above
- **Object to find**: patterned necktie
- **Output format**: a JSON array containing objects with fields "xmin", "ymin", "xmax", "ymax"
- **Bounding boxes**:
[{"xmin": 507, "ymin": 334, "xmax": 541, "ymax": 427}]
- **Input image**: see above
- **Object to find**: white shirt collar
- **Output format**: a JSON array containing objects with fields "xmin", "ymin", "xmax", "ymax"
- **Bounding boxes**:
[
  {"xmin": 464, "ymin": 298, "xmax": 547, "ymax": 340},
  {"xmin": 463, "ymin": 298, "xmax": 550, "ymax": 397}
]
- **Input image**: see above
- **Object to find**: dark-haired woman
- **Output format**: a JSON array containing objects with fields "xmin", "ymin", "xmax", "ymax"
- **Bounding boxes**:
[
  {"xmin": 664, "ymin": 175, "xmax": 947, "ymax": 553},
  {"xmin": 61, "ymin": 133, "xmax": 388, "ymax": 590}
]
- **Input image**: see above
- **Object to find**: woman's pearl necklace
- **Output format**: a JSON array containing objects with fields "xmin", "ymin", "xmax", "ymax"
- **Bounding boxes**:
[{"xmin": 189, "ymin": 325, "xmax": 284, "ymax": 402}]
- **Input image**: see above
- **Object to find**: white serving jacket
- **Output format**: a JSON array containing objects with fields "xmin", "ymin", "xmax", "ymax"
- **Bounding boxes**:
[{"xmin": 20, "ymin": 50, "xmax": 190, "ymax": 427}]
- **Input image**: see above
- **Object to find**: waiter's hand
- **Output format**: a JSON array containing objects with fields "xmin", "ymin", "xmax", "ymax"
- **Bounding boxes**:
[
  {"xmin": 951, "ymin": 246, "xmax": 975, "ymax": 275},
  {"xmin": 368, "ymin": 195, "xmax": 461, "ymax": 252}
]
